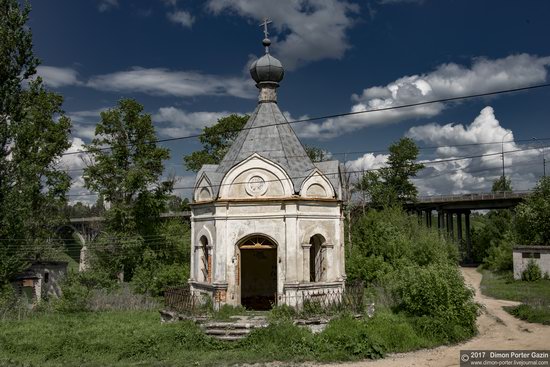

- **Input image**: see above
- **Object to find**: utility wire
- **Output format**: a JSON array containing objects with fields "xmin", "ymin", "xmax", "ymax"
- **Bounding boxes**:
[
  {"xmin": 59, "ymin": 137, "xmax": 550, "ymax": 173},
  {"xmin": 60, "ymin": 82, "xmax": 550, "ymax": 156},
  {"xmin": 64, "ymin": 145, "xmax": 544, "ymax": 197}
]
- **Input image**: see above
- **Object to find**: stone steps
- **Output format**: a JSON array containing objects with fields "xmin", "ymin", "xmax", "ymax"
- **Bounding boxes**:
[{"xmin": 200, "ymin": 317, "xmax": 268, "ymax": 341}]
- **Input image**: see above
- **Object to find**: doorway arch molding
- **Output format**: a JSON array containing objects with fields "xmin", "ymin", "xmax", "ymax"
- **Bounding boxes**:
[{"xmin": 236, "ymin": 233, "xmax": 278, "ymax": 250}]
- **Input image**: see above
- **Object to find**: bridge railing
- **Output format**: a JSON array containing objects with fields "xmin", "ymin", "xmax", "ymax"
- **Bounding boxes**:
[{"xmin": 415, "ymin": 190, "xmax": 532, "ymax": 203}]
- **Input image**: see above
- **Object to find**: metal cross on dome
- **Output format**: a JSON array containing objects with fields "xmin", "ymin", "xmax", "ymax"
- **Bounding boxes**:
[
  {"xmin": 260, "ymin": 18, "xmax": 272, "ymax": 53},
  {"xmin": 260, "ymin": 18, "xmax": 272, "ymax": 39}
]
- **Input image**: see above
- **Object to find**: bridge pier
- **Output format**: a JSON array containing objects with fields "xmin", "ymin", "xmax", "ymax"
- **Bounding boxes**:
[
  {"xmin": 464, "ymin": 210, "xmax": 472, "ymax": 263},
  {"xmin": 456, "ymin": 212, "xmax": 463, "ymax": 243},
  {"xmin": 406, "ymin": 192, "xmax": 528, "ymax": 264},
  {"xmin": 425, "ymin": 209, "xmax": 432, "ymax": 228}
]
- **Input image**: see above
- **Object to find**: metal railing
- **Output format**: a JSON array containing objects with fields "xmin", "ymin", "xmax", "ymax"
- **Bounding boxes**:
[
  {"xmin": 415, "ymin": 190, "xmax": 532, "ymax": 204},
  {"xmin": 164, "ymin": 286, "xmax": 219, "ymax": 315},
  {"xmin": 276, "ymin": 282, "xmax": 365, "ymax": 315},
  {"xmin": 164, "ymin": 281, "xmax": 365, "ymax": 316}
]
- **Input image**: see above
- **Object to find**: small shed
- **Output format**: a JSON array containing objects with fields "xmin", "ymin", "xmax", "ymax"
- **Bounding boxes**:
[
  {"xmin": 513, "ymin": 246, "xmax": 550, "ymax": 280},
  {"xmin": 11, "ymin": 261, "xmax": 68, "ymax": 305}
]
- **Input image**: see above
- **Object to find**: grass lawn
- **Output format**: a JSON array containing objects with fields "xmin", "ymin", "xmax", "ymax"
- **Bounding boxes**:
[
  {"xmin": 479, "ymin": 269, "xmax": 550, "ymax": 325},
  {"xmin": 0, "ymin": 309, "xmax": 467, "ymax": 367}
]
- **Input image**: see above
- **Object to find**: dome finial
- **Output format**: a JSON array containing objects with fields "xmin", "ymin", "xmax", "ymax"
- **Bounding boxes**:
[{"xmin": 260, "ymin": 18, "xmax": 272, "ymax": 54}]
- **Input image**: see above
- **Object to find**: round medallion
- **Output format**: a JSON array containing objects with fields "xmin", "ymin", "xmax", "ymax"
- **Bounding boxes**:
[{"xmin": 246, "ymin": 175, "xmax": 268, "ymax": 196}]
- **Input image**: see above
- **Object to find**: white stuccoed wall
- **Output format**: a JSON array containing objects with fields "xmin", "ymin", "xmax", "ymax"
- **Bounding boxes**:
[
  {"xmin": 189, "ymin": 155, "xmax": 345, "ymax": 307},
  {"xmin": 513, "ymin": 246, "xmax": 550, "ymax": 279}
]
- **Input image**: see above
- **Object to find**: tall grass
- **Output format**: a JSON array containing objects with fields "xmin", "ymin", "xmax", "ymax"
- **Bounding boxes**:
[{"xmin": 0, "ymin": 308, "xmax": 474, "ymax": 366}]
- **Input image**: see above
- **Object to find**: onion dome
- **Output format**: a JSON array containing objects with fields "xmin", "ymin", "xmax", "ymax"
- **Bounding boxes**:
[
  {"xmin": 249, "ymin": 54, "xmax": 284, "ymax": 85},
  {"xmin": 249, "ymin": 28, "xmax": 284, "ymax": 85}
]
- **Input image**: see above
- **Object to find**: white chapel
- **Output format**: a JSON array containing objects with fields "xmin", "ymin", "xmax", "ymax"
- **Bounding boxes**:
[{"xmin": 189, "ymin": 24, "xmax": 345, "ymax": 310}]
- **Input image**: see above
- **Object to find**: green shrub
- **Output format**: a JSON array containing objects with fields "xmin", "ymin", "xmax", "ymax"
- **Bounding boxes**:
[
  {"xmin": 268, "ymin": 304, "xmax": 297, "ymax": 322},
  {"xmin": 55, "ymin": 272, "xmax": 91, "ymax": 313},
  {"xmin": 522, "ymin": 260, "xmax": 542, "ymax": 282},
  {"xmin": 483, "ymin": 240, "xmax": 513, "ymax": 272},
  {"xmin": 347, "ymin": 254, "xmax": 394, "ymax": 284},
  {"xmin": 212, "ymin": 304, "xmax": 246, "ymax": 320},
  {"xmin": 348, "ymin": 207, "xmax": 457, "ymax": 284},
  {"xmin": 318, "ymin": 316, "xmax": 385, "ymax": 360},
  {"xmin": 506, "ymin": 302, "xmax": 550, "ymax": 325},
  {"xmin": 77, "ymin": 269, "xmax": 118, "ymax": 290},
  {"xmin": 386, "ymin": 263, "xmax": 477, "ymax": 342},
  {"xmin": 132, "ymin": 261, "xmax": 188, "ymax": 297},
  {"xmin": 240, "ymin": 321, "xmax": 315, "ymax": 359}
]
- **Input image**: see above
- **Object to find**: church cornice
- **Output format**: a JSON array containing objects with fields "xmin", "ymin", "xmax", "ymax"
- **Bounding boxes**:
[{"xmin": 190, "ymin": 197, "xmax": 342, "ymax": 207}]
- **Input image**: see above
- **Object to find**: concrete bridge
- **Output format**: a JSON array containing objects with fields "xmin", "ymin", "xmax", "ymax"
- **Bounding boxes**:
[
  {"xmin": 405, "ymin": 191, "xmax": 531, "ymax": 262},
  {"xmin": 63, "ymin": 211, "xmax": 191, "ymax": 271}
]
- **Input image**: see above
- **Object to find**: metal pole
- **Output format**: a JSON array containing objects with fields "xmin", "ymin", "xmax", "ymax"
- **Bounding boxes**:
[
  {"xmin": 533, "ymin": 137, "xmax": 546, "ymax": 178},
  {"xmin": 501, "ymin": 132, "xmax": 511, "ymax": 179}
]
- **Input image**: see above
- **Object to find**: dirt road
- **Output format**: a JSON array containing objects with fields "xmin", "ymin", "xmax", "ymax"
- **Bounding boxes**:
[{"xmin": 321, "ymin": 267, "xmax": 550, "ymax": 367}]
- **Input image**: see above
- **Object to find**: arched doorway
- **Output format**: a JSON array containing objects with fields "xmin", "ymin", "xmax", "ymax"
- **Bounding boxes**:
[{"xmin": 238, "ymin": 235, "xmax": 277, "ymax": 310}]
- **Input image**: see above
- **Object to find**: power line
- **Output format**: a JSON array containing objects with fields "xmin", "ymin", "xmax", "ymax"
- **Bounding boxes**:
[
  {"xmin": 60, "ymin": 82, "xmax": 550, "ymax": 156},
  {"xmin": 59, "ymin": 137, "xmax": 550, "ymax": 173},
  {"xmin": 64, "ymin": 145, "xmax": 544, "ymax": 197}
]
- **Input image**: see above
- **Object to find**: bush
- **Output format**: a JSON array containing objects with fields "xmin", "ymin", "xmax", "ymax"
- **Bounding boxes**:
[
  {"xmin": 522, "ymin": 260, "xmax": 542, "ymax": 281},
  {"xmin": 514, "ymin": 177, "xmax": 550, "ymax": 245},
  {"xmin": 55, "ymin": 272, "xmax": 91, "ymax": 313},
  {"xmin": 483, "ymin": 240, "xmax": 513, "ymax": 272},
  {"xmin": 268, "ymin": 304, "xmax": 297, "ymax": 323},
  {"xmin": 317, "ymin": 316, "xmax": 385, "ymax": 360},
  {"xmin": 240, "ymin": 321, "xmax": 315, "ymax": 359},
  {"xmin": 212, "ymin": 304, "xmax": 246, "ymax": 320},
  {"xmin": 386, "ymin": 263, "xmax": 477, "ymax": 342},
  {"xmin": 132, "ymin": 262, "xmax": 188, "ymax": 297},
  {"xmin": 347, "ymin": 207, "xmax": 457, "ymax": 284}
]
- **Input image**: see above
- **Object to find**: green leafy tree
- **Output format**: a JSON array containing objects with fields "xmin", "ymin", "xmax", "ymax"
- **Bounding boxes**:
[
  {"xmin": 183, "ymin": 114, "xmax": 248, "ymax": 172},
  {"xmin": 514, "ymin": 176, "xmax": 550, "ymax": 245},
  {"xmin": 83, "ymin": 99, "xmax": 172, "ymax": 280},
  {"xmin": 304, "ymin": 145, "xmax": 331, "ymax": 163},
  {"xmin": 355, "ymin": 138, "xmax": 424, "ymax": 207},
  {"xmin": 0, "ymin": 0, "xmax": 72, "ymax": 283},
  {"xmin": 492, "ymin": 176, "xmax": 512, "ymax": 193}
]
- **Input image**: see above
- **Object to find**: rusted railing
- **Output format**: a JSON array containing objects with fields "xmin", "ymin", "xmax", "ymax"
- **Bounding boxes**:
[
  {"xmin": 276, "ymin": 281, "xmax": 365, "ymax": 315},
  {"xmin": 164, "ymin": 286, "xmax": 217, "ymax": 314},
  {"xmin": 164, "ymin": 281, "xmax": 365, "ymax": 315}
]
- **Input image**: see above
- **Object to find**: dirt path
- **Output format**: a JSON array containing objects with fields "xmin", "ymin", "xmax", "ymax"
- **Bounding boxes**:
[{"xmin": 318, "ymin": 267, "xmax": 550, "ymax": 367}]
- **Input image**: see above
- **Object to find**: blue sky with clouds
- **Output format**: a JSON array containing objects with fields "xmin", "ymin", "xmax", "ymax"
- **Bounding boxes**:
[{"xmin": 28, "ymin": 0, "xmax": 550, "ymax": 201}]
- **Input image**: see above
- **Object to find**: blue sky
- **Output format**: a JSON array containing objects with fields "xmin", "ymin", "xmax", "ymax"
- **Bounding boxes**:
[{"xmin": 28, "ymin": 0, "xmax": 550, "ymax": 201}]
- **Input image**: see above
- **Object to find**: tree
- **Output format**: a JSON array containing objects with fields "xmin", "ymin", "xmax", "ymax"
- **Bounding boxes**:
[
  {"xmin": 165, "ymin": 195, "xmax": 190, "ymax": 212},
  {"xmin": 492, "ymin": 176, "xmax": 512, "ymax": 193},
  {"xmin": 355, "ymin": 137, "xmax": 424, "ymax": 207},
  {"xmin": 1, "ymin": 0, "xmax": 72, "ymax": 283},
  {"xmin": 514, "ymin": 176, "xmax": 550, "ymax": 246},
  {"xmin": 183, "ymin": 114, "xmax": 248, "ymax": 172},
  {"xmin": 83, "ymin": 99, "xmax": 172, "ymax": 280},
  {"xmin": 304, "ymin": 145, "xmax": 331, "ymax": 163}
]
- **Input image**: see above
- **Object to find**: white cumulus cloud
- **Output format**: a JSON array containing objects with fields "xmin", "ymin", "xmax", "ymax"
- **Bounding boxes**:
[
  {"xmin": 167, "ymin": 10, "xmax": 195, "ymax": 27},
  {"xmin": 37, "ymin": 66, "xmax": 81, "ymax": 88},
  {"xmin": 87, "ymin": 67, "xmax": 255, "ymax": 99},
  {"xmin": 300, "ymin": 54, "xmax": 550, "ymax": 139},
  {"xmin": 345, "ymin": 106, "xmax": 543, "ymax": 196},
  {"xmin": 408, "ymin": 106, "xmax": 540, "ymax": 195},
  {"xmin": 207, "ymin": 0, "xmax": 359, "ymax": 70},
  {"xmin": 153, "ymin": 107, "xmax": 239, "ymax": 138}
]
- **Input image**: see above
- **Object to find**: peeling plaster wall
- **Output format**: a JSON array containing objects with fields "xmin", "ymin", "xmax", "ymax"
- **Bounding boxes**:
[{"xmin": 190, "ymin": 156, "xmax": 344, "ymax": 308}]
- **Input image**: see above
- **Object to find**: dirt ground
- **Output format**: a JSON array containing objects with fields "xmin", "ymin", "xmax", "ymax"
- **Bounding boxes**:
[{"xmin": 315, "ymin": 267, "xmax": 550, "ymax": 367}]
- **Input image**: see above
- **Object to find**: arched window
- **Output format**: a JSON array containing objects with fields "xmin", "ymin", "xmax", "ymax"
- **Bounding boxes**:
[
  {"xmin": 199, "ymin": 236, "xmax": 211, "ymax": 283},
  {"xmin": 309, "ymin": 234, "xmax": 326, "ymax": 282}
]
